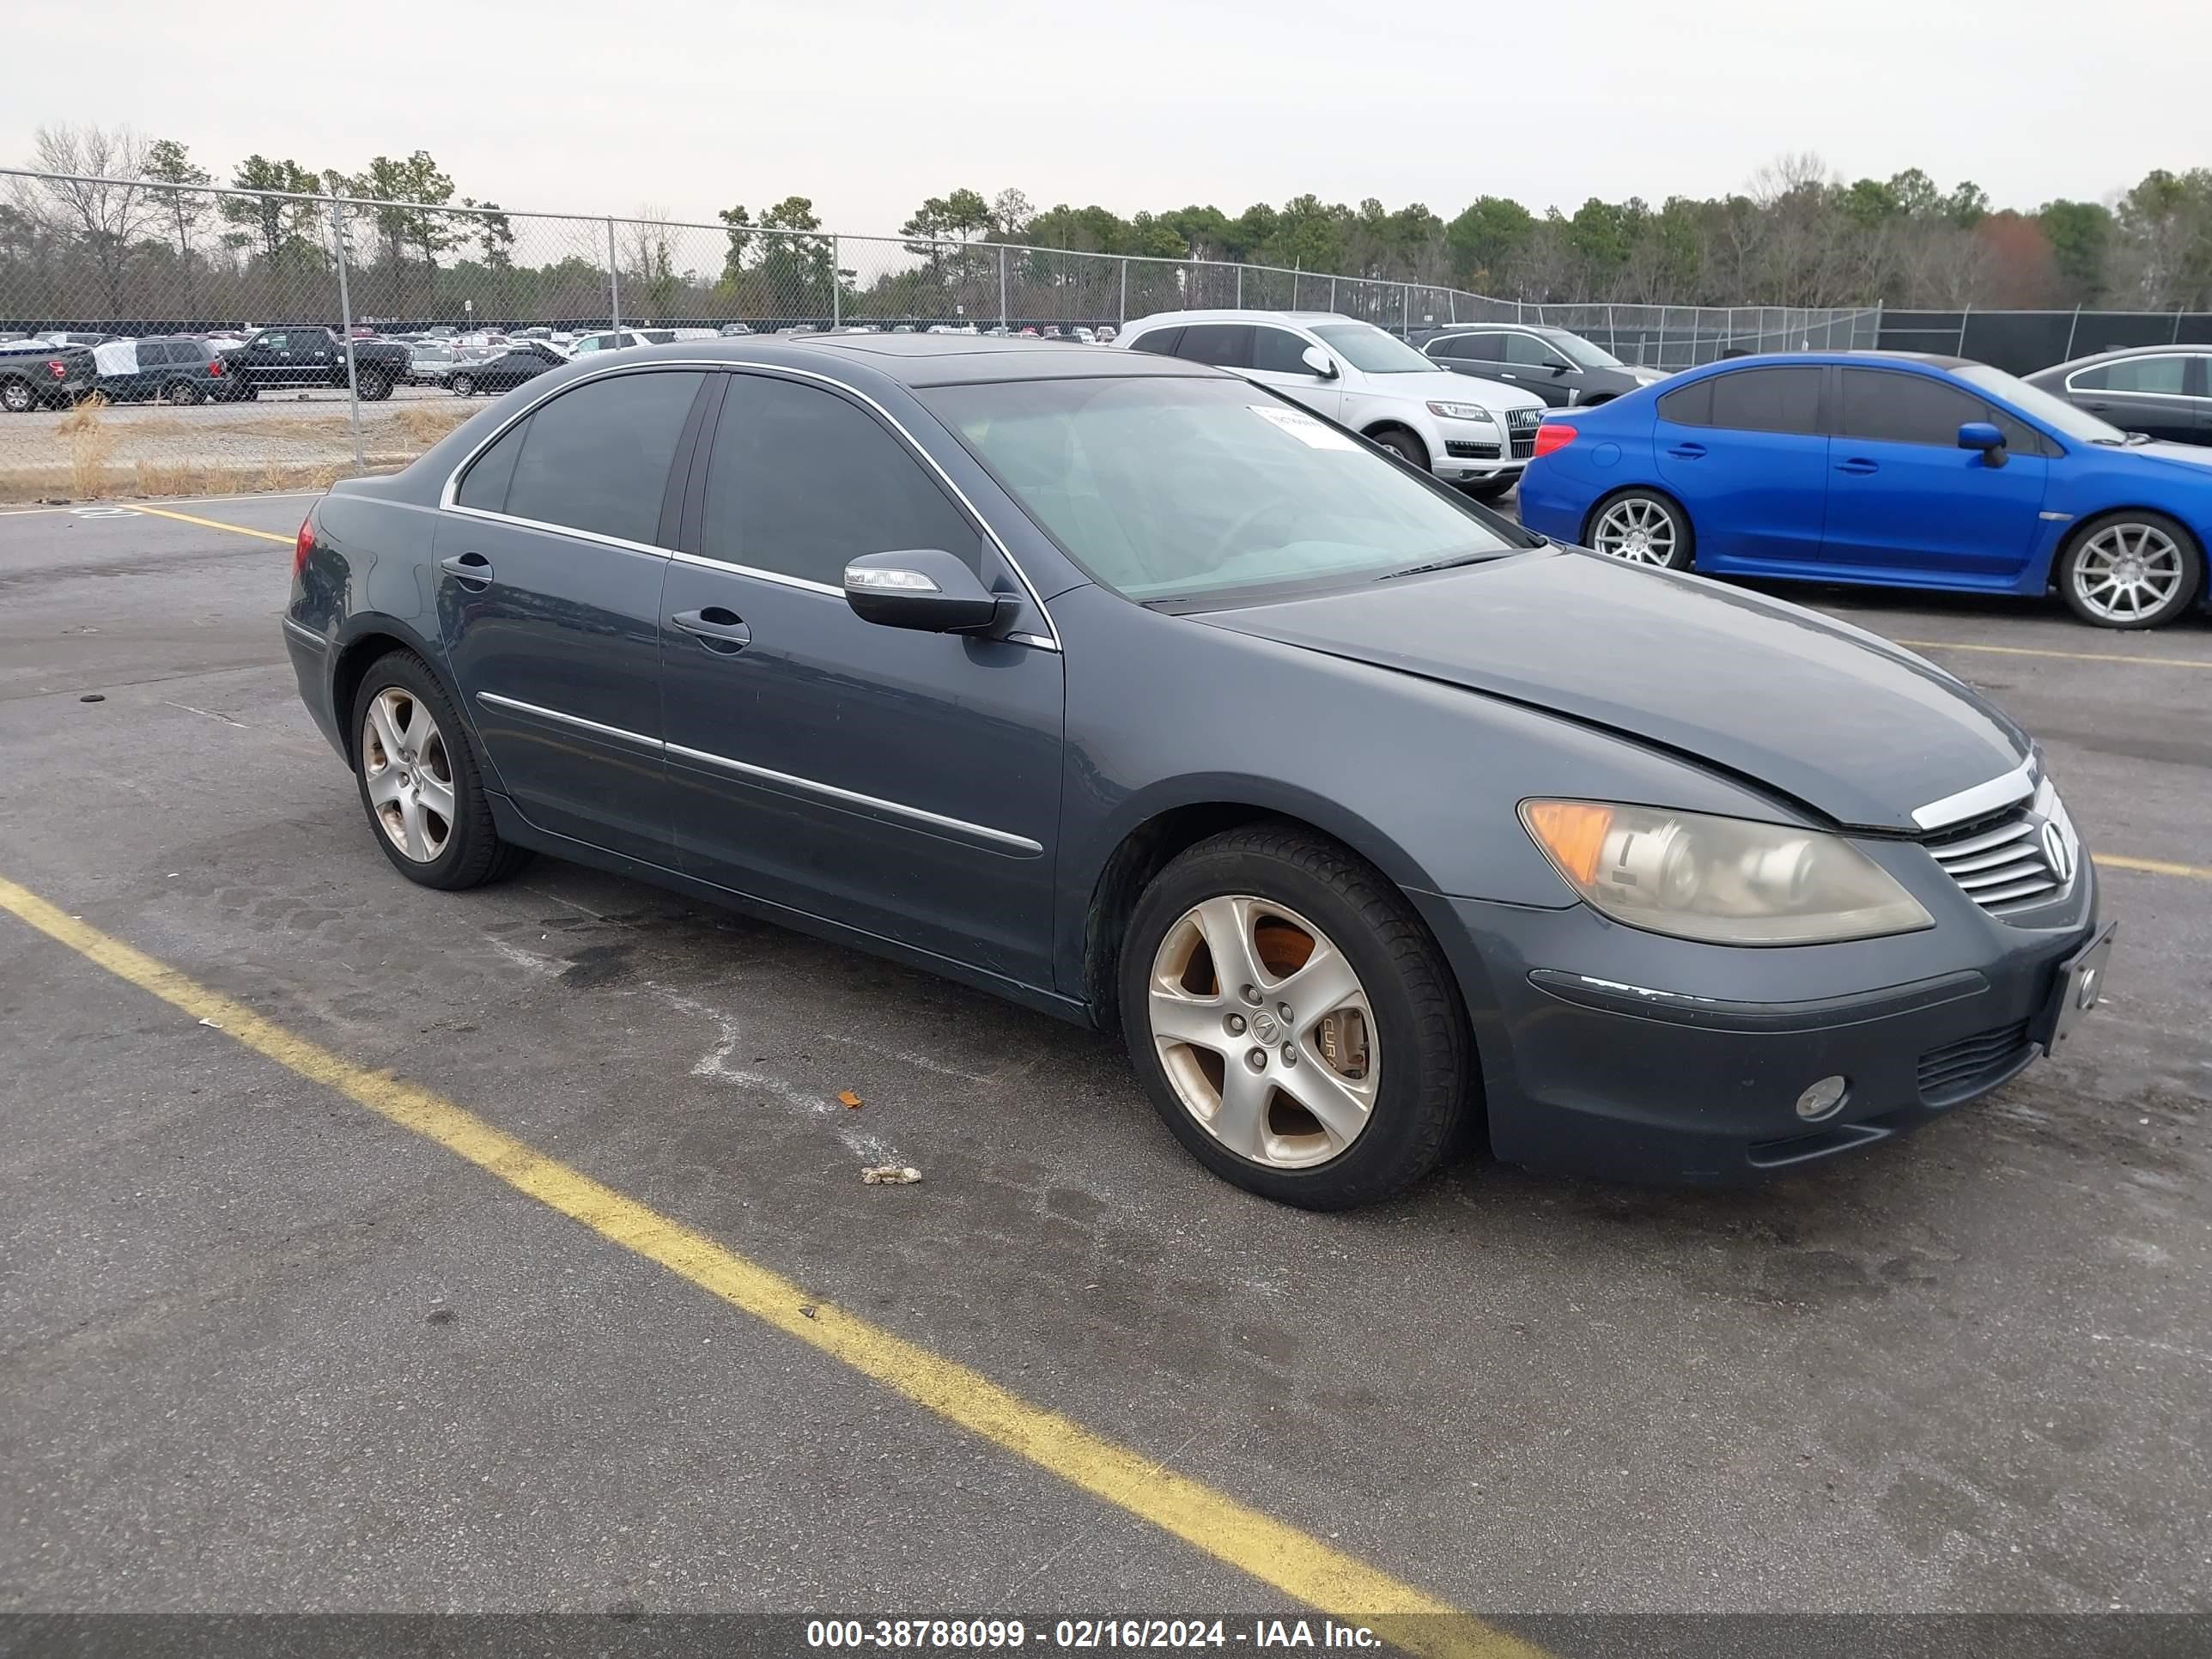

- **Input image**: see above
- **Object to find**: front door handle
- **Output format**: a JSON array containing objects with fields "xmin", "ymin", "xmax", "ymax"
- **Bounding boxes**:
[
  {"xmin": 1666, "ymin": 441, "xmax": 1706, "ymax": 459},
  {"xmin": 670, "ymin": 606, "xmax": 751, "ymax": 653},
  {"xmin": 1836, "ymin": 458, "xmax": 1878, "ymax": 476},
  {"xmin": 439, "ymin": 551, "xmax": 494, "ymax": 585}
]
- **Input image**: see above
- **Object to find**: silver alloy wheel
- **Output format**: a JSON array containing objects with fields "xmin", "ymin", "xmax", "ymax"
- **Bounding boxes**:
[
  {"xmin": 1591, "ymin": 495, "xmax": 1679, "ymax": 566},
  {"xmin": 1146, "ymin": 895, "xmax": 1380, "ymax": 1170},
  {"xmin": 2071, "ymin": 522, "xmax": 2186, "ymax": 623},
  {"xmin": 360, "ymin": 687, "xmax": 456, "ymax": 863}
]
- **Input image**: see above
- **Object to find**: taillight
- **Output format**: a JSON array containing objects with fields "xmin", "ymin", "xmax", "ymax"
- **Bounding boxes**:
[
  {"xmin": 1533, "ymin": 421, "xmax": 1578, "ymax": 459},
  {"xmin": 293, "ymin": 514, "xmax": 315, "ymax": 577},
  {"xmin": 46, "ymin": 359, "xmax": 66, "ymax": 379},
  {"xmin": 207, "ymin": 357, "xmax": 222, "ymax": 376}
]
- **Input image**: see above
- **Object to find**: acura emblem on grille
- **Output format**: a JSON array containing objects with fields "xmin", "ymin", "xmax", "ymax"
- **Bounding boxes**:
[{"xmin": 2039, "ymin": 819, "xmax": 2076, "ymax": 884}]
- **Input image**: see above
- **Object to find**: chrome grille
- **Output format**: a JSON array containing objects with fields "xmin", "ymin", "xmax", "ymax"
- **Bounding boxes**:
[
  {"xmin": 1923, "ymin": 781, "xmax": 2077, "ymax": 917},
  {"xmin": 1505, "ymin": 408, "xmax": 1541, "ymax": 460}
]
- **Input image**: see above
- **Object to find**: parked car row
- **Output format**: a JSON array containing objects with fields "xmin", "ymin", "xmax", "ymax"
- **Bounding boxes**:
[{"xmin": 285, "ymin": 331, "xmax": 2111, "ymax": 1212}]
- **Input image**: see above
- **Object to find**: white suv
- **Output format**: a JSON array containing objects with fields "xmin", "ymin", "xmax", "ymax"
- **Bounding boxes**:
[{"xmin": 1115, "ymin": 309, "xmax": 1546, "ymax": 500}]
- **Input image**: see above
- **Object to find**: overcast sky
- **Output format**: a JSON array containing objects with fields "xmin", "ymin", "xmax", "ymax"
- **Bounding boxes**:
[{"xmin": 12, "ymin": 0, "xmax": 2211, "ymax": 236}]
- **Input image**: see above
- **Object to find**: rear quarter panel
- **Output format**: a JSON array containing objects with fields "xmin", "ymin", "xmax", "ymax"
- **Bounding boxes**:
[{"xmin": 1516, "ymin": 397, "xmax": 1656, "ymax": 543}]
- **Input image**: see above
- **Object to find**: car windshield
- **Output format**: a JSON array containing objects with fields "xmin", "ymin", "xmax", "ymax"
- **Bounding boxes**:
[
  {"xmin": 1547, "ymin": 331, "xmax": 1626, "ymax": 369},
  {"xmin": 1952, "ymin": 362, "xmax": 2130, "ymax": 446},
  {"xmin": 1310, "ymin": 322, "xmax": 1436, "ymax": 374},
  {"xmin": 921, "ymin": 375, "xmax": 1526, "ymax": 604}
]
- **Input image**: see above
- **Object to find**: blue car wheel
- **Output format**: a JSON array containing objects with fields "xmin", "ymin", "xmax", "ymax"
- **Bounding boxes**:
[
  {"xmin": 1586, "ymin": 489, "xmax": 1694, "ymax": 571},
  {"xmin": 2057, "ymin": 511, "xmax": 2204, "ymax": 630}
]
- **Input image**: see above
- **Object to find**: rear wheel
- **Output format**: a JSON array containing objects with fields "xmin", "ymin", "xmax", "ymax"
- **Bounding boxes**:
[
  {"xmin": 0, "ymin": 377, "xmax": 33, "ymax": 414},
  {"xmin": 1370, "ymin": 427, "xmax": 1429, "ymax": 472},
  {"xmin": 1586, "ymin": 489, "xmax": 1693, "ymax": 569},
  {"xmin": 451, "ymin": 374, "xmax": 475, "ymax": 398},
  {"xmin": 1118, "ymin": 825, "xmax": 1471, "ymax": 1209},
  {"xmin": 356, "ymin": 368, "xmax": 393, "ymax": 402},
  {"xmin": 163, "ymin": 379, "xmax": 204, "ymax": 406},
  {"xmin": 350, "ymin": 651, "xmax": 530, "ymax": 890},
  {"xmin": 2057, "ymin": 511, "xmax": 2203, "ymax": 629}
]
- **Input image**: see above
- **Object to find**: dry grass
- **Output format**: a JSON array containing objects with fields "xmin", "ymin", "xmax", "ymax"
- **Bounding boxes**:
[
  {"xmin": 392, "ymin": 403, "xmax": 472, "ymax": 450},
  {"xmin": 0, "ymin": 456, "xmax": 388, "ymax": 504},
  {"xmin": 57, "ymin": 395, "xmax": 117, "ymax": 500}
]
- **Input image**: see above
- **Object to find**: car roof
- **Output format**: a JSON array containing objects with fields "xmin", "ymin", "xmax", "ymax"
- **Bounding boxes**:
[
  {"xmin": 2033, "ymin": 342, "xmax": 2209, "ymax": 374},
  {"xmin": 753, "ymin": 332, "xmax": 1216, "ymax": 387},
  {"xmin": 1121, "ymin": 309, "xmax": 1366, "ymax": 330},
  {"xmin": 1668, "ymin": 349, "xmax": 1972, "ymax": 373}
]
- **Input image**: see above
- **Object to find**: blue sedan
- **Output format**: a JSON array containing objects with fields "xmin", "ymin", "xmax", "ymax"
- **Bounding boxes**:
[{"xmin": 1517, "ymin": 350, "xmax": 2212, "ymax": 629}]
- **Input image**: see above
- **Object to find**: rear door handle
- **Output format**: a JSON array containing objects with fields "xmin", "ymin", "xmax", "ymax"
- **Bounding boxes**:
[
  {"xmin": 1836, "ymin": 458, "xmax": 1878, "ymax": 475},
  {"xmin": 439, "ymin": 552, "xmax": 494, "ymax": 585},
  {"xmin": 1666, "ymin": 442, "xmax": 1706, "ymax": 459},
  {"xmin": 670, "ymin": 606, "xmax": 751, "ymax": 653}
]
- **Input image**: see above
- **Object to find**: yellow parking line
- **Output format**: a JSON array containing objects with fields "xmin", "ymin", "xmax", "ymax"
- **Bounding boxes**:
[
  {"xmin": 0, "ymin": 491, "xmax": 324, "ymax": 518},
  {"xmin": 1897, "ymin": 639, "xmax": 2212, "ymax": 671},
  {"xmin": 0, "ymin": 872, "xmax": 1537, "ymax": 1659},
  {"xmin": 2096, "ymin": 853, "xmax": 2212, "ymax": 882},
  {"xmin": 130, "ymin": 505, "xmax": 297, "ymax": 544}
]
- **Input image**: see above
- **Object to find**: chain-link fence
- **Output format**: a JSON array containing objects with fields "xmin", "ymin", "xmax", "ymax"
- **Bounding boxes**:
[{"xmin": 0, "ymin": 166, "xmax": 1878, "ymax": 501}]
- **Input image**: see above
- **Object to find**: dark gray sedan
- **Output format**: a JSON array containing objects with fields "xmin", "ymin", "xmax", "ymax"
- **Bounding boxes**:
[{"xmin": 283, "ymin": 337, "xmax": 2108, "ymax": 1207}]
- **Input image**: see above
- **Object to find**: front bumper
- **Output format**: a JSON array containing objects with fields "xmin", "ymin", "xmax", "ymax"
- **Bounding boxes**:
[
  {"xmin": 1430, "ymin": 414, "xmax": 1535, "ymax": 484},
  {"xmin": 1411, "ymin": 860, "xmax": 2102, "ymax": 1184}
]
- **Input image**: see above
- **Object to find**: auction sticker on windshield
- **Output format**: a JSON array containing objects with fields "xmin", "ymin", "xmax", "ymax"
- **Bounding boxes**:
[{"xmin": 1249, "ymin": 404, "xmax": 1358, "ymax": 450}]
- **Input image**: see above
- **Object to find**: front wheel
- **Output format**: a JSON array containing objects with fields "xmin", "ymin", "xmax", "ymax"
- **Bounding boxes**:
[
  {"xmin": 1117, "ymin": 825, "xmax": 1472, "ymax": 1209},
  {"xmin": 1370, "ymin": 427, "xmax": 1430, "ymax": 472},
  {"xmin": 1586, "ymin": 489, "xmax": 1694, "ymax": 569},
  {"xmin": 350, "ymin": 651, "xmax": 530, "ymax": 890},
  {"xmin": 1462, "ymin": 478, "xmax": 1516, "ymax": 505},
  {"xmin": 451, "ymin": 374, "xmax": 475, "ymax": 398},
  {"xmin": 2057, "ymin": 511, "xmax": 2203, "ymax": 629}
]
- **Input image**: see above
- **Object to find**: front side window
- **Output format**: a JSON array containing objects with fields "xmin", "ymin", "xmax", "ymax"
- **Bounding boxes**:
[
  {"xmin": 1250, "ymin": 327, "xmax": 1318, "ymax": 375},
  {"xmin": 1705, "ymin": 367, "xmax": 1823, "ymax": 434},
  {"xmin": 922, "ymin": 375, "xmax": 1528, "ymax": 605},
  {"xmin": 1503, "ymin": 332, "xmax": 1568, "ymax": 369},
  {"xmin": 701, "ymin": 374, "xmax": 977, "ymax": 587},
  {"xmin": 1838, "ymin": 369, "xmax": 1994, "ymax": 447},
  {"xmin": 500, "ymin": 370, "xmax": 704, "ymax": 544}
]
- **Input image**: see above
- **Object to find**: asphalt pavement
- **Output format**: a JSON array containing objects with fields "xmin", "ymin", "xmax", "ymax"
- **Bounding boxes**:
[{"xmin": 2, "ymin": 492, "xmax": 2208, "ymax": 1648}]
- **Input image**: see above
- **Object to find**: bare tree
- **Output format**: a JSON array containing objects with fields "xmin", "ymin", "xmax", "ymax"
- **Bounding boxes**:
[{"xmin": 31, "ymin": 123, "xmax": 156, "ymax": 312}]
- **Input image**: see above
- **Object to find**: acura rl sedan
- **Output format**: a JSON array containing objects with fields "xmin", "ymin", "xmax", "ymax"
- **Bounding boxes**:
[{"xmin": 283, "ymin": 337, "xmax": 2110, "ymax": 1208}]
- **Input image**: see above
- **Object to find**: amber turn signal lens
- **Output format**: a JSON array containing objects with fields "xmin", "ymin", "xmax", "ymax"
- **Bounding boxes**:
[{"xmin": 1522, "ymin": 800, "xmax": 1614, "ymax": 886}]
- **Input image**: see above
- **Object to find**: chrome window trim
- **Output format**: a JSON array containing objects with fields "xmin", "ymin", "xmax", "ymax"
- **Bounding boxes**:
[
  {"xmin": 665, "ymin": 741, "xmax": 1043, "ymax": 855},
  {"xmin": 436, "ymin": 356, "xmax": 1062, "ymax": 651},
  {"xmin": 667, "ymin": 547, "xmax": 841, "ymax": 597},
  {"xmin": 1911, "ymin": 758, "xmax": 2037, "ymax": 831},
  {"xmin": 475, "ymin": 690, "xmax": 661, "ymax": 752},
  {"xmin": 446, "ymin": 501, "xmax": 677, "ymax": 560},
  {"xmin": 2061, "ymin": 354, "xmax": 2203, "ymax": 402}
]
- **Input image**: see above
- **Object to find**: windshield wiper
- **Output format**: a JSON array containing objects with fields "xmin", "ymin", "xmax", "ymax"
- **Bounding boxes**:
[{"xmin": 1377, "ymin": 550, "xmax": 1503, "ymax": 580}]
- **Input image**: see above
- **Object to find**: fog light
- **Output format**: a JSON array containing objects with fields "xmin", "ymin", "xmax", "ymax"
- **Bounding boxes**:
[{"xmin": 1796, "ymin": 1075, "xmax": 1848, "ymax": 1121}]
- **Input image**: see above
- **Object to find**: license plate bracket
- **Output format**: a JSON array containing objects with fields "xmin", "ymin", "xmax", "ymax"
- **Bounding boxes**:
[{"xmin": 2039, "ymin": 922, "xmax": 2116, "ymax": 1054}]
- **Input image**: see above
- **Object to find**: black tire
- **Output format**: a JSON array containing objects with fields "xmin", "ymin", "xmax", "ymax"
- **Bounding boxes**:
[
  {"xmin": 451, "ymin": 374, "xmax": 475, "ymax": 398},
  {"xmin": 1462, "ymin": 478, "xmax": 1516, "ymax": 505},
  {"xmin": 356, "ymin": 368, "xmax": 393, "ymax": 402},
  {"xmin": 1583, "ymin": 487, "xmax": 1694, "ymax": 569},
  {"xmin": 164, "ymin": 379, "xmax": 204, "ymax": 406},
  {"xmin": 1369, "ymin": 426, "xmax": 1429, "ymax": 471},
  {"xmin": 0, "ymin": 377, "xmax": 34, "ymax": 415},
  {"xmin": 1116, "ymin": 823, "xmax": 1473, "ymax": 1210},
  {"xmin": 349, "ymin": 650, "xmax": 531, "ymax": 890},
  {"xmin": 2056, "ymin": 509, "xmax": 2204, "ymax": 630}
]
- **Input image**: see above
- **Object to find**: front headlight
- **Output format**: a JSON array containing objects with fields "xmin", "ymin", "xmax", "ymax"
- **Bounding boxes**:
[
  {"xmin": 1519, "ymin": 800, "xmax": 1933, "ymax": 945},
  {"xmin": 1425, "ymin": 400, "xmax": 1495, "ymax": 424}
]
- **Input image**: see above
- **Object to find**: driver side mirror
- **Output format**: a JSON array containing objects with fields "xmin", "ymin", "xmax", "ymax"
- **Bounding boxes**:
[
  {"xmin": 1957, "ymin": 421, "xmax": 2008, "ymax": 466},
  {"xmin": 1299, "ymin": 345, "xmax": 1338, "ymax": 380},
  {"xmin": 844, "ymin": 549, "xmax": 1018, "ymax": 635}
]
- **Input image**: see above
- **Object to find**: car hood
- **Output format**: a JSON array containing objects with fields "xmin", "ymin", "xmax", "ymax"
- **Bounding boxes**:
[
  {"xmin": 1382, "ymin": 368, "xmax": 1547, "ymax": 411},
  {"xmin": 2118, "ymin": 439, "xmax": 2212, "ymax": 474},
  {"xmin": 1198, "ymin": 549, "xmax": 2030, "ymax": 833}
]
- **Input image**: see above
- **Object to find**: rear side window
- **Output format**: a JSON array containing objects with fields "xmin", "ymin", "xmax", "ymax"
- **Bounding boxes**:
[
  {"xmin": 500, "ymin": 370, "xmax": 704, "ymax": 544},
  {"xmin": 456, "ymin": 417, "xmax": 528, "ymax": 513},
  {"xmin": 1127, "ymin": 325, "xmax": 1183, "ymax": 358},
  {"xmin": 701, "ymin": 374, "xmax": 977, "ymax": 587},
  {"xmin": 1656, "ymin": 379, "xmax": 1711, "ymax": 425},
  {"xmin": 138, "ymin": 342, "xmax": 177, "ymax": 366},
  {"xmin": 2100, "ymin": 356, "xmax": 2187, "ymax": 395},
  {"xmin": 1838, "ymin": 369, "xmax": 1992, "ymax": 447},
  {"xmin": 1176, "ymin": 324, "xmax": 1255, "ymax": 370},
  {"xmin": 1706, "ymin": 368, "xmax": 1822, "ymax": 434}
]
